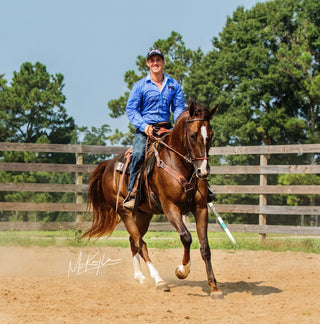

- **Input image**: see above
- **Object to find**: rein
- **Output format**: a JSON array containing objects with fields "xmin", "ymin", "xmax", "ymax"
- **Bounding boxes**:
[
  {"xmin": 151, "ymin": 135, "xmax": 193, "ymax": 164},
  {"xmin": 150, "ymin": 117, "xmax": 208, "ymax": 164},
  {"xmin": 150, "ymin": 116, "xmax": 208, "ymax": 205}
]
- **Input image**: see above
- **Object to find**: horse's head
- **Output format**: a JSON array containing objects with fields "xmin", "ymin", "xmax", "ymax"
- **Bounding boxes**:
[{"xmin": 185, "ymin": 99, "xmax": 218, "ymax": 179}]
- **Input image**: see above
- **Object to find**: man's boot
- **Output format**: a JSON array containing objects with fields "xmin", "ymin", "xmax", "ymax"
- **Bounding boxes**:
[
  {"xmin": 123, "ymin": 191, "xmax": 136, "ymax": 210},
  {"xmin": 123, "ymin": 177, "xmax": 139, "ymax": 210}
]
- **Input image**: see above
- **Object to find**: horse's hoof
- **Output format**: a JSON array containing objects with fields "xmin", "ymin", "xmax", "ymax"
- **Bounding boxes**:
[
  {"xmin": 156, "ymin": 282, "xmax": 171, "ymax": 292},
  {"xmin": 134, "ymin": 274, "xmax": 146, "ymax": 283},
  {"xmin": 210, "ymin": 290, "xmax": 224, "ymax": 299},
  {"xmin": 175, "ymin": 269, "xmax": 188, "ymax": 279},
  {"xmin": 175, "ymin": 264, "xmax": 190, "ymax": 280}
]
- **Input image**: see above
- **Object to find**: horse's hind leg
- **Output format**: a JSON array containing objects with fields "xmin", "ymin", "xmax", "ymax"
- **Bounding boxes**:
[
  {"xmin": 129, "ymin": 211, "xmax": 152, "ymax": 283},
  {"xmin": 132, "ymin": 249, "xmax": 146, "ymax": 283},
  {"xmin": 121, "ymin": 209, "xmax": 169, "ymax": 290}
]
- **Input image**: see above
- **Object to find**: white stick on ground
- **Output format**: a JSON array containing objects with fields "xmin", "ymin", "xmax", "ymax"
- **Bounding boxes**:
[{"xmin": 208, "ymin": 202, "xmax": 236, "ymax": 244}]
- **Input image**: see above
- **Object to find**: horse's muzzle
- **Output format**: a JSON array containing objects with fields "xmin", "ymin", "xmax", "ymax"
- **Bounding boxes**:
[{"xmin": 196, "ymin": 167, "xmax": 209, "ymax": 179}]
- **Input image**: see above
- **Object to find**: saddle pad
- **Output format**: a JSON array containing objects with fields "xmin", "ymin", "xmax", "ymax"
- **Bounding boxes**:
[{"xmin": 115, "ymin": 151, "xmax": 131, "ymax": 175}]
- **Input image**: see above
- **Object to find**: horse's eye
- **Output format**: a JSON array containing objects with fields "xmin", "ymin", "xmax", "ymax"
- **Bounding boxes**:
[{"xmin": 190, "ymin": 133, "xmax": 197, "ymax": 140}]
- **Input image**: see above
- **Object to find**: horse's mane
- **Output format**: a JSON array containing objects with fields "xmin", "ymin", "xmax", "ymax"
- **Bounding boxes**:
[{"xmin": 176, "ymin": 99, "xmax": 211, "ymax": 125}]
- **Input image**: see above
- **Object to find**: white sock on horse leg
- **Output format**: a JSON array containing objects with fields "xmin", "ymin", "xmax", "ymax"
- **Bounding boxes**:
[
  {"xmin": 177, "ymin": 260, "xmax": 191, "ymax": 276},
  {"xmin": 132, "ymin": 254, "xmax": 146, "ymax": 283},
  {"xmin": 147, "ymin": 261, "xmax": 164, "ymax": 286}
]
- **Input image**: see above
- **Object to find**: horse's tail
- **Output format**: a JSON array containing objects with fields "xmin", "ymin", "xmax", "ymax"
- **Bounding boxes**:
[{"xmin": 82, "ymin": 160, "xmax": 121, "ymax": 239}]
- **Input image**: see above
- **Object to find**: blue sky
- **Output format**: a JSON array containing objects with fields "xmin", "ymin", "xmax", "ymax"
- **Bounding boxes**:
[{"xmin": 1, "ymin": 0, "xmax": 261, "ymax": 135}]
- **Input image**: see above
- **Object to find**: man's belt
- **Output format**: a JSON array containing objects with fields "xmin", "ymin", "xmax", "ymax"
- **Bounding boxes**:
[{"xmin": 152, "ymin": 122, "xmax": 172, "ymax": 130}]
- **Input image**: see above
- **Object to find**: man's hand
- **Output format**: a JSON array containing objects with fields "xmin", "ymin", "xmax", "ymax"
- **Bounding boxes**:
[{"xmin": 144, "ymin": 125, "xmax": 154, "ymax": 137}]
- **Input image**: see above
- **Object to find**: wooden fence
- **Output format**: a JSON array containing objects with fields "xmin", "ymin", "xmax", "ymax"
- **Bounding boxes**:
[{"xmin": 0, "ymin": 142, "xmax": 319, "ymax": 236}]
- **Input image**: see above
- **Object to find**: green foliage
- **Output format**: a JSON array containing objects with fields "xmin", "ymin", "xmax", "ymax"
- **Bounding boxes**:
[
  {"xmin": 78, "ymin": 124, "xmax": 113, "ymax": 164},
  {"xmin": 183, "ymin": 0, "xmax": 320, "ymax": 225},
  {"xmin": 0, "ymin": 75, "xmax": 14, "ymax": 141},
  {"xmin": 1, "ymin": 62, "xmax": 75, "ymax": 143},
  {"xmin": 278, "ymin": 173, "xmax": 320, "ymax": 207},
  {"xmin": 0, "ymin": 61, "xmax": 116, "ymax": 222},
  {"xmin": 185, "ymin": 0, "xmax": 319, "ymax": 147},
  {"xmin": 0, "ymin": 62, "xmax": 78, "ymax": 222},
  {"xmin": 108, "ymin": 92, "xmax": 130, "ymax": 119}
]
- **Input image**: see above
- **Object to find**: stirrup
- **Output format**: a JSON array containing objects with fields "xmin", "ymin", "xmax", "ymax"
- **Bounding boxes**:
[
  {"xmin": 123, "ymin": 197, "xmax": 135, "ymax": 210},
  {"xmin": 123, "ymin": 192, "xmax": 136, "ymax": 210}
]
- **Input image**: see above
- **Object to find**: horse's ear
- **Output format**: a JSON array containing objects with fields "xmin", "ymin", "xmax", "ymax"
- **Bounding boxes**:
[
  {"xmin": 209, "ymin": 104, "xmax": 218, "ymax": 119},
  {"xmin": 188, "ymin": 99, "xmax": 197, "ymax": 118}
]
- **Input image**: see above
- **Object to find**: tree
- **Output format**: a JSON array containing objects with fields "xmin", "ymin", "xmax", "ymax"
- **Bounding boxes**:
[
  {"xmin": 80, "ymin": 124, "xmax": 112, "ymax": 164},
  {"xmin": 275, "ymin": 1, "xmax": 320, "ymax": 223},
  {"xmin": 183, "ymin": 0, "xmax": 320, "ymax": 224},
  {"xmin": 277, "ymin": 12, "xmax": 320, "ymax": 146},
  {"xmin": 0, "ymin": 75, "xmax": 13, "ymax": 142},
  {"xmin": 107, "ymin": 31, "xmax": 201, "ymax": 145},
  {"xmin": 1, "ymin": 62, "xmax": 75, "ymax": 144},
  {"xmin": 0, "ymin": 62, "xmax": 76, "ymax": 222},
  {"xmin": 185, "ymin": 0, "xmax": 320, "ymax": 148}
]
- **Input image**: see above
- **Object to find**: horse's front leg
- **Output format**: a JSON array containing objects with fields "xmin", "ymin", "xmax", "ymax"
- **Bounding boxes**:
[
  {"xmin": 175, "ymin": 224, "xmax": 192, "ymax": 280},
  {"xmin": 194, "ymin": 204, "xmax": 223, "ymax": 299},
  {"xmin": 163, "ymin": 204, "xmax": 192, "ymax": 280}
]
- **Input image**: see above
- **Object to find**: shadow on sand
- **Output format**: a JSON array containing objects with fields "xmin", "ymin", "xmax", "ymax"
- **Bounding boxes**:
[{"xmin": 170, "ymin": 279, "xmax": 282, "ymax": 297}]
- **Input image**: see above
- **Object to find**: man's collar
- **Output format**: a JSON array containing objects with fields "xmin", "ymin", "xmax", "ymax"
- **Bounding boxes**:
[{"xmin": 147, "ymin": 73, "xmax": 168, "ymax": 82}]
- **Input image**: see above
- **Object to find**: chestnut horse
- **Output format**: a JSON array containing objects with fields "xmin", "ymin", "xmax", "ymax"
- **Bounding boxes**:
[{"xmin": 82, "ymin": 100, "xmax": 222, "ymax": 298}]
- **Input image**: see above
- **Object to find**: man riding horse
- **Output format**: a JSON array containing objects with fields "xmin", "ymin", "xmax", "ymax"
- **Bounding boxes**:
[{"xmin": 123, "ymin": 48, "xmax": 215, "ymax": 210}]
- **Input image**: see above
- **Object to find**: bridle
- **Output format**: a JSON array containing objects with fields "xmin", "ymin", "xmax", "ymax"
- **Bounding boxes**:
[
  {"xmin": 150, "ymin": 115, "xmax": 210, "ymax": 204},
  {"xmin": 151, "ymin": 116, "xmax": 209, "ymax": 165},
  {"xmin": 185, "ymin": 117, "xmax": 209, "ymax": 164}
]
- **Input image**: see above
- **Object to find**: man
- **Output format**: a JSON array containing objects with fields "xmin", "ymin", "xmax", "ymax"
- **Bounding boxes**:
[{"xmin": 123, "ymin": 49, "xmax": 185, "ymax": 210}]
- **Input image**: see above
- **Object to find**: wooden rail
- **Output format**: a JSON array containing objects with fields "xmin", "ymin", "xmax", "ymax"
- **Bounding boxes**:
[{"xmin": 0, "ymin": 142, "xmax": 319, "ymax": 235}]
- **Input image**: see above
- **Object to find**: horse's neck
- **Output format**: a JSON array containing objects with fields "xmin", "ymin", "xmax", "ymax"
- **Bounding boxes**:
[
  {"xmin": 165, "ymin": 118, "xmax": 194, "ymax": 174},
  {"xmin": 167, "ymin": 121, "xmax": 187, "ymax": 156}
]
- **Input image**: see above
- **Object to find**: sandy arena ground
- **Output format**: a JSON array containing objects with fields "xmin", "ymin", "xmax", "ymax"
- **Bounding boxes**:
[{"xmin": 0, "ymin": 246, "xmax": 319, "ymax": 323}]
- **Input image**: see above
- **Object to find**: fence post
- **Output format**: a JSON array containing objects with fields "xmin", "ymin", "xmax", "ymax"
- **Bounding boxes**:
[
  {"xmin": 259, "ymin": 154, "xmax": 268, "ymax": 241},
  {"xmin": 75, "ymin": 152, "xmax": 83, "ymax": 224},
  {"xmin": 310, "ymin": 152, "xmax": 318, "ymax": 226}
]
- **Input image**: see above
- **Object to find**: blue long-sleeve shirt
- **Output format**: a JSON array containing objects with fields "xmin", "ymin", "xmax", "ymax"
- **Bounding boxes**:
[{"xmin": 126, "ymin": 73, "xmax": 185, "ymax": 132}]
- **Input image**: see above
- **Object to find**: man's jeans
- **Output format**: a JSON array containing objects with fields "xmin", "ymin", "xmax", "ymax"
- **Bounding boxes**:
[{"xmin": 128, "ymin": 129, "xmax": 147, "ymax": 193}]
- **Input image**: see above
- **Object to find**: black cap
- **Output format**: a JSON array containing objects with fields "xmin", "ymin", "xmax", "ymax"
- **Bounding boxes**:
[{"xmin": 147, "ymin": 49, "xmax": 164, "ymax": 60}]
